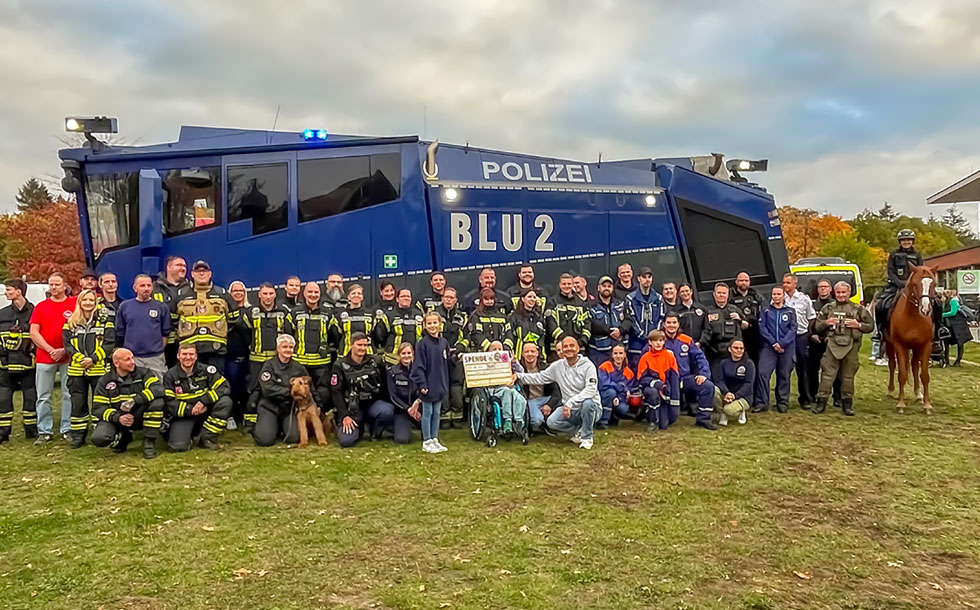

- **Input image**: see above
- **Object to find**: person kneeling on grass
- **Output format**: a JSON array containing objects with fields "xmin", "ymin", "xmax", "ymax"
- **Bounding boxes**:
[
  {"xmin": 90, "ymin": 348, "xmax": 165, "ymax": 459},
  {"xmin": 710, "ymin": 339, "xmax": 754, "ymax": 426},
  {"xmin": 597, "ymin": 343, "xmax": 635, "ymax": 427},
  {"xmin": 385, "ymin": 343, "xmax": 422, "ymax": 445},
  {"xmin": 515, "ymin": 335, "xmax": 599, "ymax": 450},
  {"xmin": 163, "ymin": 343, "xmax": 232, "ymax": 452},
  {"xmin": 636, "ymin": 330, "xmax": 681, "ymax": 433},
  {"xmin": 515, "ymin": 343, "xmax": 560, "ymax": 435},
  {"xmin": 411, "ymin": 312, "xmax": 451, "ymax": 453}
]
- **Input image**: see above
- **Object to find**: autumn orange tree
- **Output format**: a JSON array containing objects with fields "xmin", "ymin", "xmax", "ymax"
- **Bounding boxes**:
[
  {"xmin": 778, "ymin": 206, "xmax": 853, "ymax": 262},
  {"xmin": 0, "ymin": 197, "xmax": 86, "ymax": 286}
]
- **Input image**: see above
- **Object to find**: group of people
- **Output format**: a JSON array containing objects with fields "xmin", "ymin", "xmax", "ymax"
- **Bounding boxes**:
[{"xmin": 4, "ymin": 230, "xmax": 933, "ymax": 456}]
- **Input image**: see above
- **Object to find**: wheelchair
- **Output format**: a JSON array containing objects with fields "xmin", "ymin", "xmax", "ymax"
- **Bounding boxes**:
[{"xmin": 468, "ymin": 386, "xmax": 531, "ymax": 447}]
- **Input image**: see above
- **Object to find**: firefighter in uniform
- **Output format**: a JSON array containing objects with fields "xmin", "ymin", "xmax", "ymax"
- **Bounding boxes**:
[
  {"xmin": 375, "ymin": 288, "xmax": 423, "ymax": 366},
  {"xmin": 330, "ymin": 332, "xmax": 389, "ymax": 447},
  {"xmin": 90, "ymin": 348, "xmax": 165, "ymax": 459},
  {"xmin": 163, "ymin": 343, "xmax": 231, "ymax": 451},
  {"xmin": 546, "ymin": 273, "xmax": 591, "ymax": 357},
  {"xmin": 587, "ymin": 276, "xmax": 632, "ymax": 367},
  {"xmin": 62, "ymin": 289, "xmax": 114, "ymax": 448},
  {"xmin": 242, "ymin": 282, "xmax": 293, "ymax": 434},
  {"xmin": 290, "ymin": 281, "xmax": 334, "ymax": 411},
  {"xmin": 173, "ymin": 260, "xmax": 238, "ymax": 372},
  {"xmin": 730, "ymin": 272, "xmax": 763, "ymax": 363},
  {"xmin": 329, "ymin": 284, "xmax": 379, "ymax": 356},
  {"xmin": 97, "ymin": 272, "xmax": 120, "ymax": 347},
  {"xmin": 468, "ymin": 289, "xmax": 514, "ymax": 351},
  {"xmin": 813, "ymin": 282, "xmax": 873, "ymax": 416},
  {"xmin": 253, "ymin": 334, "xmax": 310, "ymax": 447},
  {"xmin": 675, "ymin": 284, "xmax": 708, "ymax": 346},
  {"xmin": 153, "ymin": 256, "xmax": 190, "ymax": 367},
  {"xmin": 0, "ymin": 279, "xmax": 36, "ymax": 442},
  {"xmin": 511, "ymin": 289, "xmax": 549, "ymax": 361},
  {"xmin": 416, "ymin": 272, "xmax": 447, "ymax": 313},
  {"xmin": 435, "ymin": 287, "xmax": 468, "ymax": 426},
  {"xmin": 703, "ymin": 283, "xmax": 746, "ymax": 365}
]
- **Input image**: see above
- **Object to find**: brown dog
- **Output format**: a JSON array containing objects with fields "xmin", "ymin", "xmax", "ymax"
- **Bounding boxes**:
[{"xmin": 290, "ymin": 376, "xmax": 328, "ymax": 447}]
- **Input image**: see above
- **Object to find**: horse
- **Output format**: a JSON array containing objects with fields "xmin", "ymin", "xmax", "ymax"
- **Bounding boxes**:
[{"xmin": 884, "ymin": 264, "xmax": 937, "ymax": 414}]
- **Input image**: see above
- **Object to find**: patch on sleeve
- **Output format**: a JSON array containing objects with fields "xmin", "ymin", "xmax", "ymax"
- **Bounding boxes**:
[
  {"xmin": 330, "ymin": 374, "xmax": 339, "ymax": 386},
  {"xmin": 105, "ymin": 381, "xmax": 116, "ymax": 391},
  {"xmin": 206, "ymin": 365, "xmax": 217, "ymax": 374},
  {"xmin": 260, "ymin": 371, "xmax": 271, "ymax": 382}
]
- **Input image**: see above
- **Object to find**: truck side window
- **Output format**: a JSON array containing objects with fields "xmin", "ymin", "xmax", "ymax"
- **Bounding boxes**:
[
  {"xmin": 227, "ymin": 163, "xmax": 289, "ymax": 236},
  {"xmin": 163, "ymin": 167, "xmax": 221, "ymax": 235},
  {"xmin": 84, "ymin": 172, "xmax": 139, "ymax": 257},
  {"xmin": 298, "ymin": 153, "xmax": 401, "ymax": 223},
  {"xmin": 676, "ymin": 198, "xmax": 775, "ymax": 291}
]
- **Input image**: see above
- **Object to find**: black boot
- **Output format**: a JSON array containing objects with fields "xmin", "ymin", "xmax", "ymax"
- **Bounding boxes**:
[
  {"xmin": 0, "ymin": 433, "xmax": 9, "ymax": 445},
  {"xmin": 696, "ymin": 419, "xmax": 718, "ymax": 431},
  {"xmin": 841, "ymin": 397, "xmax": 854, "ymax": 417},
  {"xmin": 111, "ymin": 430, "xmax": 132, "ymax": 453},
  {"xmin": 143, "ymin": 437, "xmax": 158, "ymax": 459},
  {"xmin": 69, "ymin": 431, "xmax": 86, "ymax": 449},
  {"xmin": 812, "ymin": 397, "xmax": 827, "ymax": 414},
  {"xmin": 199, "ymin": 433, "xmax": 220, "ymax": 451}
]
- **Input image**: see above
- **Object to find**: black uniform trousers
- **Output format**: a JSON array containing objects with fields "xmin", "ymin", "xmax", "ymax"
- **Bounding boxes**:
[
  {"xmin": 306, "ymin": 365, "xmax": 332, "ymax": 413},
  {"xmin": 224, "ymin": 356, "xmax": 249, "ymax": 423},
  {"xmin": 793, "ymin": 333, "xmax": 812, "ymax": 406},
  {"xmin": 253, "ymin": 397, "xmax": 301, "ymax": 447},
  {"xmin": 198, "ymin": 353, "xmax": 227, "ymax": 375},
  {"xmin": 168, "ymin": 396, "xmax": 233, "ymax": 452},
  {"xmin": 67, "ymin": 375, "xmax": 100, "ymax": 443},
  {"xmin": 91, "ymin": 398, "xmax": 165, "ymax": 450},
  {"xmin": 336, "ymin": 400, "xmax": 395, "ymax": 448},
  {"xmin": 0, "ymin": 369, "xmax": 37, "ymax": 440}
]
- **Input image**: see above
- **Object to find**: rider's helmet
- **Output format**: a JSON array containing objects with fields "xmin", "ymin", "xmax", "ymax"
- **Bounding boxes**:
[{"xmin": 897, "ymin": 229, "xmax": 916, "ymax": 243}]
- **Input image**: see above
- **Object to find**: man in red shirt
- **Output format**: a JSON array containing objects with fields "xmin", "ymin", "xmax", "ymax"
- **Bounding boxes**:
[{"xmin": 29, "ymin": 272, "xmax": 77, "ymax": 444}]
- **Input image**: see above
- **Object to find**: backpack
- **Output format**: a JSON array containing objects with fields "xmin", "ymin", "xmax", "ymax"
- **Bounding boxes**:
[{"xmin": 958, "ymin": 303, "xmax": 978, "ymax": 323}]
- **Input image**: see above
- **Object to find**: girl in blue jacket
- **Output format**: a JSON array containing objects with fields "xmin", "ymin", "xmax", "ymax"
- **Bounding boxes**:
[{"xmin": 411, "ymin": 312, "xmax": 451, "ymax": 454}]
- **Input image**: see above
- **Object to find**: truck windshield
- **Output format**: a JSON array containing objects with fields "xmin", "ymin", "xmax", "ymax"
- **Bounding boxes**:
[
  {"xmin": 795, "ymin": 269, "xmax": 857, "ymax": 299},
  {"xmin": 84, "ymin": 172, "xmax": 139, "ymax": 257}
]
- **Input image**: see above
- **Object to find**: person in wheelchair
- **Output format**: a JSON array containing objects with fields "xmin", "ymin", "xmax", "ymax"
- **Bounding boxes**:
[{"xmin": 483, "ymin": 340, "xmax": 529, "ymax": 438}]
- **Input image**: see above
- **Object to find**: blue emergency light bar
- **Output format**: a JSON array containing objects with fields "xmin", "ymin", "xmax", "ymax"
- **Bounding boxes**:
[{"xmin": 302, "ymin": 128, "xmax": 328, "ymax": 141}]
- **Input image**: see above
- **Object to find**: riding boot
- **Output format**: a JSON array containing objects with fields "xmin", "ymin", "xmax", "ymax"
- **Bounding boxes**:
[
  {"xmin": 812, "ymin": 397, "xmax": 828, "ymax": 414},
  {"xmin": 143, "ymin": 436, "xmax": 158, "ymax": 460},
  {"xmin": 841, "ymin": 397, "xmax": 854, "ymax": 417}
]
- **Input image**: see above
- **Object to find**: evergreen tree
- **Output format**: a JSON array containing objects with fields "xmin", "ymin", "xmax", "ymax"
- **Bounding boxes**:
[
  {"xmin": 941, "ymin": 204, "xmax": 977, "ymax": 245},
  {"xmin": 15, "ymin": 178, "xmax": 53, "ymax": 212}
]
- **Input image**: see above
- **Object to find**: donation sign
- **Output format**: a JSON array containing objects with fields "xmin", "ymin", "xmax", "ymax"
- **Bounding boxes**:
[{"xmin": 461, "ymin": 351, "xmax": 513, "ymax": 388}]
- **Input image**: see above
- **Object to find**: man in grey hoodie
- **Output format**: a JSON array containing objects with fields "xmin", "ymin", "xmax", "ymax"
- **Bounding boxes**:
[{"xmin": 515, "ymin": 336, "xmax": 600, "ymax": 449}]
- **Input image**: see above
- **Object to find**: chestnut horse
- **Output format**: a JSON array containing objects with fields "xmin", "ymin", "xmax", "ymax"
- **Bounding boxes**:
[{"xmin": 885, "ymin": 264, "xmax": 936, "ymax": 413}]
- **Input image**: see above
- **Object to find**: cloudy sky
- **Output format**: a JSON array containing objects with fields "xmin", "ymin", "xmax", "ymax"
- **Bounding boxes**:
[{"xmin": 2, "ymin": 0, "xmax": 979, "ymax": 224}]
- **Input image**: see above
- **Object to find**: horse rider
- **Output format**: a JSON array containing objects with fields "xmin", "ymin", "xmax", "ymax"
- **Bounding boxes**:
[{"xmin": 876, "ymin": 229, "xmax": 937, "ymax": 337}]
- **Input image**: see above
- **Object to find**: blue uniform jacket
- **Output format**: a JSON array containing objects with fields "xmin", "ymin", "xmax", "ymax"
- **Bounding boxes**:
[
  {"xmin": 598, "ymin": 360, "xmax": 635, "ymax": 404},
  {"xmin": 588, "ymin": 298, "xmax": 631, "ymax": 352},
  {"xmin": 626, "ymin": 288, "xmax": 664, "ymax": 353},
  {"xmin": 759, "ymin": 305, "xmax": 796, "ymax": 351},
  {"xmin": 664, "ymin": 334, "xmax": 710, "ymax": 378},
  {"xmin": 711, "ymin": 356, "xmax": 756, "ymax": 403}
]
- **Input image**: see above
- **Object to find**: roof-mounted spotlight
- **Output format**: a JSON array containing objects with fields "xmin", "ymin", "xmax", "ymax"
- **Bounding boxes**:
[
  {"xmin": 644, "ymin": 194, "xmax": 657, "ymax": 207},
  {"xmin": 65, "ymin": 115, "xmax": 117, "ymax": 152},
  {"xmin": 726, "ymin": 158, "xmax": 768, "ymax": 182},
  {"xmin": 303, "ymin": 128, "xmax": 328, "ymax": 141}
]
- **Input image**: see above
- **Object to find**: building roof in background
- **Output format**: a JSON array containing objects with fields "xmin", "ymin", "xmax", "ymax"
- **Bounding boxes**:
[
  {"xmin": 924, "ymin": 244, "xmax": 980, "ymax": 272},
  {"xmin": 927, "ymin": 168, "xmax": 980, "ymax": 205}
]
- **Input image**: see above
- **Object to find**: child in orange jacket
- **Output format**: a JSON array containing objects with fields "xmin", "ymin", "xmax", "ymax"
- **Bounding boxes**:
[{"xmin": 635, "ymin": 330, "xmax": 681, "ymax": 431}]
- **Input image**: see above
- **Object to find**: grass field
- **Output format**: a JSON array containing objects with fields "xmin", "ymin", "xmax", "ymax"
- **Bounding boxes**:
[{"xmin": 2, "ymin": 343, "xmax": 980, "ymax": 610}]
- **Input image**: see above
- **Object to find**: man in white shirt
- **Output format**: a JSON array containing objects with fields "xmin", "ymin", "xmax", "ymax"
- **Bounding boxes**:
[
  {"xmin": 782, "ymin": 274, "xmax": 816, "ymax": 409},
  {"xmin": 516, "ymin": 336, "xmax": 600, "ymax": 449}
]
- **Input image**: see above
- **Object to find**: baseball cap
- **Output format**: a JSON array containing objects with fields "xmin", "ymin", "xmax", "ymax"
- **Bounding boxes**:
[
  {"xmin": 192, "ymin": 260, "xmax": 211, "ymax": 271},
  {"xmin": 638, "ymin": 266, "xmax": 653, "ymax": 276},
  {"xmin": 598, "ymin": 275, "xmax": 614, "ymax": 285},
  {"xmin": 80, "ymin": 268, "xmax": 97, "ymax": 279}
]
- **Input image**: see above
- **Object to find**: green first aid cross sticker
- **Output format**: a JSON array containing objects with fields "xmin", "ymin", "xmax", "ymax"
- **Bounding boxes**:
[{"xmin": 383, "ymin": 254, "xmax": 398, "ymax": 269}]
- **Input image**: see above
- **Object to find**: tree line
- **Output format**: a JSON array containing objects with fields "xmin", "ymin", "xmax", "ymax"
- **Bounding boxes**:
[{"xmin": 779, "ymin": 201, "xmax": 976, "ymax": 285}]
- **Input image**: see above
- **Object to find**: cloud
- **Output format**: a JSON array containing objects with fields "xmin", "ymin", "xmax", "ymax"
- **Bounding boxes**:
[{"xmin": 0, "ymin": 0, "xmax": 978, "ymax": 222}]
